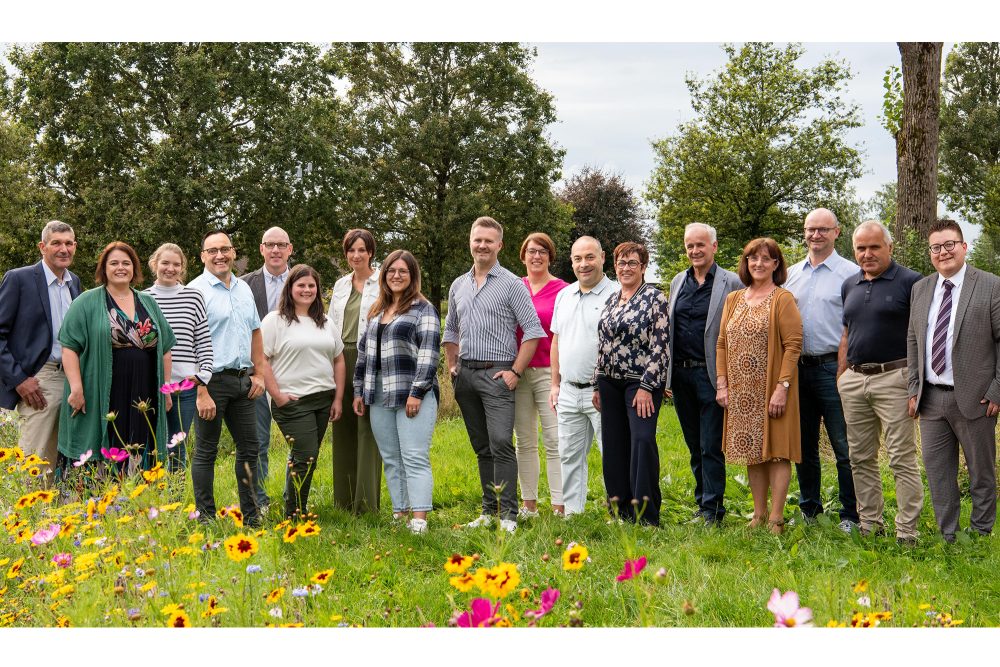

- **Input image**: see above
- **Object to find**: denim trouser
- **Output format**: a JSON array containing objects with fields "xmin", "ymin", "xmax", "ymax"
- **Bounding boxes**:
[
  {"xmin": 369, "ymin": 377, "xmax": 436, "ymax": 513},
  {"xmin": 253, "ymin": 393, "xmax": 273, "ymax": 507},
  {"xmin": 598, "ymin": 376, "xmax": 663, "ymax": 526},
  {"xmin": 192, "ymin": 372, "xmax": 262, "ymax": 525},
  {"xmin": 271, "ymin": 389, "xmax": 334, "ymax": 519},
  {"xmin": 556, "ymin": 381, "xmax": 602, "ymax": 515},
  {"xmin": 796, "ymin": 360, "xmax": 858, "ymax": 523},
  {"xmin": 671, "ymin": 365, "xmax": 726, "ymax": 520},
  {"xmin": 165, "ymin": 387, "xmax": 197, "ymax": 472}
]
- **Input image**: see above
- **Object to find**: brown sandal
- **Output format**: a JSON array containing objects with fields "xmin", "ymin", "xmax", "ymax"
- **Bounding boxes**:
[
  {"xmin": 749, "ymin": 515, "xmax": 767, "ymax": 529},
  {"xmin": 768, "ymin": 519, "xmax": 785, "ymax": 535}
]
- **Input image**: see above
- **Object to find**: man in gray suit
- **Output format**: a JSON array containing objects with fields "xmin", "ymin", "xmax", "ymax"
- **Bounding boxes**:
[
  {"xmin": 667, "ymin": 222, "xmax": 743, "ymax": 525},
  {"xmin": 241, "ymin": 226, "xmax": 293, "ymax": 510},
  {"xmin": 906, "ymin": 219, "xmax": 1000, "ymax": 542}
]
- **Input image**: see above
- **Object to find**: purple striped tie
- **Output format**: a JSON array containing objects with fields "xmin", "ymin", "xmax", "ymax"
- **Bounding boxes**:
[{"xmin": 931, "ymin": 279, "xmax": 954, "ymax": 375}]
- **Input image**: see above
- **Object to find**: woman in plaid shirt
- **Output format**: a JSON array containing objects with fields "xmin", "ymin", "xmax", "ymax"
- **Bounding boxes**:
[{"xmin": 352, "ymin": 250, "xmax": 441, "ymax": 534}]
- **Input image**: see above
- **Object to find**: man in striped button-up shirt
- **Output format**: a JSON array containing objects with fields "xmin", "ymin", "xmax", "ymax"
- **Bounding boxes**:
[{"xmin": 444, "ymin": 217, "xmax": 545, "ymax": 532}]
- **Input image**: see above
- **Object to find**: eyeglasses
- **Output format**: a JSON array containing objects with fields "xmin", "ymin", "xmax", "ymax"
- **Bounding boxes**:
[
  {"xmin": 262, "ymin": 242, "xmax": 290, "ymax": 250},
  {"xmin": 525, "ymin": 248, "xmax": 549, "ymax": 257},
  {"xmin": 385, "ymin": 268, "xmax": 410, "ymax": 277},
  {"xmin": 616, "ymin": 260, "xmax": 641, "ymax": 270},
  {"xmin": 202, "ymin": 246, "xmax": 234, "ymax": 256},
  {"xmin": 804, "ymin": 227, "xmax": 835, "ymax": 236},
  {"xmin": 929, "ymin": 240, "xmax": 961, "ymax": 254}
]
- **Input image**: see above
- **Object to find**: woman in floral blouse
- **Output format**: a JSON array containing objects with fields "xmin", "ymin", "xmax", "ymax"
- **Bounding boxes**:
[{"xmin": 595, "ymin": 242, "xmax": 670, "ymax": 526}]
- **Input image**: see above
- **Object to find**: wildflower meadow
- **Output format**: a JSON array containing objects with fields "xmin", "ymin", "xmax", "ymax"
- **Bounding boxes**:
[{"xmin": 0, "ymin": 395, "xmax": 996, "ymax": 629}]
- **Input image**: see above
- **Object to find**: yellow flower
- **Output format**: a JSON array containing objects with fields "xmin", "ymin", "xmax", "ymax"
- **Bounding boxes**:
[
  {"xmin": 265, "ymin": 587, "xmax": 285, "ymax": 604},
  {"xmin": 166, "ymin": 610, "xmax": 191, "ymax": 628},
  {"xmin": 852, "ymin": 579, "xmax": 869, "ymax": 593},
  {"xmin": 51, "ymin": 584, "xmax": 75, "ymax": 599},
  {"xmin": 282, "ymin": 525, "xmax": 300, "ymax": 543},
  {"xmin": 298, "ymin": 521, "xmax": 321, "ymax": 538},
  {"xmin": 129, "ymin": 484, "xmax": 148, "ymax": 499},
  {"xmin": 117, "ymin": 515, "xmax": 135, "ymax": 524},
  {"xmin": 918, "ymin": 603, "xmax": 932, "ymax": 610},
  {"xmin": 201, "ymin": 596, "xmax": 228, "ymax": 617},
  {"xmin": 142, "ymin": 463, "xmax": 166, "ymax": 483},
  {"xmin": 562, "ymin": 543, "xmax": 589, "ymax": 571},
  {"xmin": 826, "ymin": 619, "xmax": 846, "ymax": 627},
  {"xmin": 223, "ymin": 534, "xmax": 259, "ymax": 562},
  {"xmin": 140, "ymin": 581, "xmax": 158, "ymax": 593},
  {"xmin": 27, "ymin": 466, "xmax": 41, "ymax": 477},
  {"xmin": 159, "ymin": 502, "xmax": 181, "ymax": 512},
  {"xmin": 188, "ymin": 532, "xmax": 205, "ymax": 544},
  {"xmin": 444, "ymin": 553, "xmax": 474, "ymax": 574},
  {"xmin": 494, "ymin": 617, "xmax": 512, "ymax": 627},
  {"xmin": 449, "ymin": 572, "xmax": 476, "ymax": 592},
  {"xmin": 279, "ymin": 622, "xmax": 304, "ymax": 628},
  {"xmin": 170, "ymin": 546, "xmax": 196, "ymax": 558},
  {"xmin": 14, "ymin": 493, "xmax": 36, "ymax": 509},
  {"xmin": 330, "ymin": 614, "xmax": 343, "ymax": 622},
  {"xmin": 0, "ymin": 447, "xmax": 13, "ymax": 462},
  {"xmin": 6, "ymin": 557, "xmax": 25, "ymax": 579},
  {"xmin": 135, "ymin": 551, "xmax": 154, "ymax": 565},
  {"xmin": 160, "ymin": 603, "xmax": 184, "ymax": 616},
  {"xmin": 56, "ymin": 615, "xmax": 71, "ymax": 627},
  {"xmin": 311, "ymin": 569, "xmax": 335, "ymax": 584},
  {"xmin": 488, "ymin": 562, "xmax": 520, "ymax": 598},
  {"xmin": 218, "ymin": 506, "xmax": 244, "ymax": 527},
  {"xmin": 33, "ymin": 490, "xmax": 55, "ymax": 504},
  {"xmin": 188, "ymin": 581, "xmax": 207, "ymax": 589}
]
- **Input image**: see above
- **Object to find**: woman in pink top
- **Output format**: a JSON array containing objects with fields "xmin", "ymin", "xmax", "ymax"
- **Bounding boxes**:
[{"xmin": 515, "ymin": 232, "xmax": 569, "ymax": 517}]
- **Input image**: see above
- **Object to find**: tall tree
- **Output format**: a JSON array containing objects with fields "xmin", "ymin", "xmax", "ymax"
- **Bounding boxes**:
[
  {"xmin": 894, "ymin": 42, "xmax": 943, "ymax": 241},
  {"xmin": 939, "ymin": 42, "xmax": 1000, "ymax": 233},
  {"xmin": 1, "ymin": 43, "xmax": 352, "ymax": 286},
  {"xmin": 553, "ymin": 166, "xmax": 647, "ymax": 281},
  {"xmin": 645, "ymin": 42, "xmax": 863, "ymax": 275},
  {"xmin": 332, "ymin": 43, "xmax": 569, "ymax": 308}
]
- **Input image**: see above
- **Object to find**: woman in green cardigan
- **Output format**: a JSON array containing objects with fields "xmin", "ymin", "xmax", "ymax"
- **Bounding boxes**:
[{"xmin": 58, "ymin": 242, "xmax": 176, "ymax": 471}]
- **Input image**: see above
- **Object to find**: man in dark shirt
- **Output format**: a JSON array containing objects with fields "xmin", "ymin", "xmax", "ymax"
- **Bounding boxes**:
[
  {"xmin": 837, "ymin": 220, "xmax": 924, "ymax": 545},
  {"xmin": 666, "ymin": 223, "xmax": 743, "ymax": 525}
]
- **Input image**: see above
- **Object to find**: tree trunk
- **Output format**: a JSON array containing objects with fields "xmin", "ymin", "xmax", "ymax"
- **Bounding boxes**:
[{"xmin": 895, "ymin": 42, "xmax": 943, "ymax": 241}]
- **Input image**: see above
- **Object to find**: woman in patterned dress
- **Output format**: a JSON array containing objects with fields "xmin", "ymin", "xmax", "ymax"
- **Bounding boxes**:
[
  {"xmin": 595, "ymin": 242, "xmax": 670, "ymax": 526},
  {"xmin": 715, "ymin": 238, "xmax": 802, "ymax": 534}
]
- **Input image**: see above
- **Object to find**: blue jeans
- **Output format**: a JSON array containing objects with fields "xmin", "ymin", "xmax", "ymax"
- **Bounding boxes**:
[
  {"xmin": 671, "ymin": 365, "xmax": 726, "ymax": 520},
  {"xmin": 165, "ymin": 387, "xmax": 197, "ymax": 472},
  {"xmin": 796, "ymin": 360, "xmax": 858, "ymax": 522},
  {"xmin": 254, "ymin": 394, "xmax": 272, "ymax": 507},
  {"xmin": 369, "ymin": 377, "xmax": 436, "ymax": 513}
]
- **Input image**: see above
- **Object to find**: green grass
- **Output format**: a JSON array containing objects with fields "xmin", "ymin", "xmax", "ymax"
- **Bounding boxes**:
[{"xmin": 0, "ymin": 403, "xmax": 995, "ymax": 628}]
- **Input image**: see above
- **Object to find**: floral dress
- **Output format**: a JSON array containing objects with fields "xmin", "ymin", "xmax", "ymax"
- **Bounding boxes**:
[
  {"xmin": 722, "ymin": 289, "xmax": 774, "ymax": 466},
  {"xmin": 106, "ymin": 289, "xmax": 160, "ymax": 462}
]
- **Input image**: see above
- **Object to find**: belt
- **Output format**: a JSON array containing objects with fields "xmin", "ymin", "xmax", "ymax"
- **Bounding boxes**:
[
  {"xmin": 677, "ymin": 359, "xmax": 707, "ymax": 368},
  {"xmin": 460, "ymin": 359, "xmax": 512, "ymax": 370},
  {"xmin": 924, "ymin": 381, "xmax": 954, "ymax": 392},
  {"xmin": 216, "ymin": 367, "xmax": 252, "ymax": 378},
  {"xmin": 44, "ymin": 360, "xmax": 64, "ymax": 371},
  {"xmin": 848, "ymin": 359, "xmax": 907, "ymax": 375},
  {"xmin": 567, "ymin": 381, "xmax": 595, "ymax": 389},
  {"xmin": 799, "ymin": 352, "xmax": 838, "ymax": 366}
]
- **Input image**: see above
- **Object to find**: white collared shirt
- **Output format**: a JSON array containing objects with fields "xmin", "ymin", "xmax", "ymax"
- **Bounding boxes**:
[
  {"xmin": 41, "ymin": 261, "xmax": 72, "ymax": 362},
  {"xmin": 925, "ymin": 262, "xmax": 968, "ymax": 386},
  {"xmin": 263, "ymin": 266, "xmax": 290, "ymax": 313},
  {"xmin": 550, "ymin": 276, "xmax": 618, "ymax": 384}
]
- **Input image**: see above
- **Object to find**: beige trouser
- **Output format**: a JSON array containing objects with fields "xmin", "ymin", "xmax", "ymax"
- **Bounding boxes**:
[
  {"xmin": 16, "ymin": 361, "xmax": 65, "ymax": 486},
  {"xmin": 837, "ymin": 367, "xmax": 924, "ymax": 539},
  {"xmin": 514, "ymin": 366, "xmax": 563, "ymax": 505}
]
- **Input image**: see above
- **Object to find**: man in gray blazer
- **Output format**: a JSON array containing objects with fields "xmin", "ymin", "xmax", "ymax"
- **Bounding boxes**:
[
  {"xmin": 240, "ymin": 226, "xmax": 293, "ymax": 510},
  {"xmin": 667, "ymin": 222, "xmax": 744, "ymax": 525},
  {"xmin": 906, "ymin": 219, "xmax": 1000, "ymax": 542}
]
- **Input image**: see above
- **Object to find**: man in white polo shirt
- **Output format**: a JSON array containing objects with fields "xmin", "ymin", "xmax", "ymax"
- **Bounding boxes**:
[{"xmin": 549, "ymin": 236, "xmax": 618, "ymax": 516}]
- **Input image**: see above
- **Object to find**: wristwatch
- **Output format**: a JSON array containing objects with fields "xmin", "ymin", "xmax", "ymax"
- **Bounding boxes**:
[{"xmin": 780, "ymin": 381, "xmax": 790, "ymax": 389}]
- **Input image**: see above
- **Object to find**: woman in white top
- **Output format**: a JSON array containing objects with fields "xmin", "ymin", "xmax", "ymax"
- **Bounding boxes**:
[
  {"xmin": 144, "ymin": 243, "xmax": 214, "ymax": 470},
  {"xmin": 327, "ymin": 229, "xmax": 382, "ymax": 513},
  {"xmin": 260, "ymin": 264, "xmax": 346, "ymax": 519}
]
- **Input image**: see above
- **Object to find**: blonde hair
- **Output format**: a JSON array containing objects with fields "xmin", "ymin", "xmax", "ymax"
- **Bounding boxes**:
[{"xmin": 148, "ymin": 243, "xmax": 188, "ymax": 282}]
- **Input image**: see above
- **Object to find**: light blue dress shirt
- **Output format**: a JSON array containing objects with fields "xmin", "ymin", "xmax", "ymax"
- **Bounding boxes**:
[
  {"xmin": 41, "ymin": 261, "xmax": 72, "ymax": 362},
  {"xmin": 784, "ymin": 250, "xmax": 859, "ymax": 356},
  {"xmin": 188, "ymin": 270, "xmax": 261, "ymax": 372},
  {"xmin": 264, "ymin": 267, "xmax": 288, "ymax": 313}
]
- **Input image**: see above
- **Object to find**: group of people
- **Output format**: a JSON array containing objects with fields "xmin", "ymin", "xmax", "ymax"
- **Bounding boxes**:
[{"xmin": 1, "ymin": 209, "xmax": 996, "ymax": 544}]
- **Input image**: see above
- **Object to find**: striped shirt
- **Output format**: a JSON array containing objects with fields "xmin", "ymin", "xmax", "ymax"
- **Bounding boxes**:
[
  {"xmin": 354, "ymin": 299, "xmax": 441, "ymax": 408},
  {"xmin": 144, "ymin": 283, "xmax": 215, "ymax": 385},
  {"xmin": 443, "ymin": 262, "xmax": 545, "ymax": 361}
]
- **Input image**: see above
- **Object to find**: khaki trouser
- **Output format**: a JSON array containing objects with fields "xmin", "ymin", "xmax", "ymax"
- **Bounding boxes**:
[
  {"xmin": 514, "ymin": 366, "xmax": 562, "ymax": 505},
  {"xmin": 837, "ymin": 367, "xmax": 924, "ymax": 539},
  {"xmin": 16, "ymin": 361, "xmax": 65, "ymax": 487}
]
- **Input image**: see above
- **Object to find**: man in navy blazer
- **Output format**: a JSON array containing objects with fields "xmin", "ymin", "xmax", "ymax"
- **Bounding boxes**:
[{"xmin": 0, "ymin": 220, "xmax": 82, "ymax": 483}]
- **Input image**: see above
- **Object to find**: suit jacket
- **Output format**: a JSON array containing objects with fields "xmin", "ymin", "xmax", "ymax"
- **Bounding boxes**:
[
  {"xmin": 907, "ymin": 264, "xmax": 1000, "ymax": 420},
  {"xmin": 666, "ymin": 263, "xmax": 744, "ymax": 389},
  {"xmin": 0, "ymin": 261, "xmax": 82, "ymax": 409},
  {"xmin": 241, "ymin": 266, "xmax": 274, "ymax": 321}
]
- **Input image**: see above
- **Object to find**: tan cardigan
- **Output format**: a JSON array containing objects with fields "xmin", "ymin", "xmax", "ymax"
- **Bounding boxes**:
[{"xmin": 716, "ymin": 287, "xmax": 803, "ymax": 463}]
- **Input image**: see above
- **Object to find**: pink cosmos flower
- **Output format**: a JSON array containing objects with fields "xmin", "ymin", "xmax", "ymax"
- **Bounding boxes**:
[
  {"xmin": 616, "ymin": 556, "xmax": 648, "ymax": 582},
  {"xmin": 31, "ymin": 523, "xmax": 62, "ymax": 546},
  {"xmin": 101, "ymin": 447, "xmax": 129, "ymax": 462},
  {"xmin": 167, "ymin": 432, "xmax": 186, "ymax": 450},
  {"xmin": 73, "ymin": 450, "xmax": 93, "ymax": 467},
  {"xmin": 455, "ymin": 598, "xmax": 501, "ymax": 628},
  {"xmin": 148, "ymin": 507, "xmax": 160, "ymax": 519},
  {"xmin": 52, "ymin": 552, "xmax": 73, "ymax": 568},
  {"xmin": 767, "ymin": 588, "xmax": 814, "ymax": 628},
  {"xmin": 524, "ymin": 587, "xmax": 560, "ymax": 619},
  {"xmin": 160, "ymin": 378, "xmax": 196, "ymax": 395}
]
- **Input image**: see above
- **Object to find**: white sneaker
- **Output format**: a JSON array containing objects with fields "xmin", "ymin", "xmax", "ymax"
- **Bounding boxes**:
[
  {"xmin": 517, "ymin": 506, "xmax": 540, "ymax": 519},
  {"xmin": 499, "ymin": 519, "xmax": 517, "ymax": 533},
  {"xmin": 408, "ymin": 518, "xmax": 428, "ymax": 534},
  {"xmin": 466, "ymin": 514, "xmax": 494, "ymax": 528}
]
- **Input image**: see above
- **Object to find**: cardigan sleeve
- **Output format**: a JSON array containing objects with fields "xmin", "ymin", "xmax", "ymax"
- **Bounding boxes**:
[
  {"xmin": 774, "ymin": 289, "xmax": 803, "ymax": 383},
  {"xmin": 715, "ymin": 290, "xmax": 738, "ymax": 381}
]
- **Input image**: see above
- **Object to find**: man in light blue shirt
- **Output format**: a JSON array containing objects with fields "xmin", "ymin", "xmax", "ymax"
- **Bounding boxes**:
[
  {"xmin": 784, "ymin": 208, "xmax": 859, "ymax": 532},
  {"xmin": 188, "ymin": 230, "xmax": 268, "ymax": 527}
]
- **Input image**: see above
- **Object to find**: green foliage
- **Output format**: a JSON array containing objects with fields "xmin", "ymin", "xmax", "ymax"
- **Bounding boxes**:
[
  {"xmin": 967, "ymin": 227, "xmax": 1000, "ymax": 275},
  {"xmin": 331, "ymin": 43, "xmax": 570, "ymax": 307},
  {"xmin": 1, "ymin": 43, "xmax": 352, "ymax": 286},
  {"xmin": 553, "ymin": 166, "xmax": 648, "ymax": 281},
  {"xmin": 879, "ymin": 65, "xmax": 903, "ymax": 137},
  {"xmin": 645, "ymin": 43, "xmax": 864, "ymax": 277}
]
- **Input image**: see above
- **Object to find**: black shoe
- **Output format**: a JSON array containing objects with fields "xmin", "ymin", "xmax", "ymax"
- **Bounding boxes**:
[
  {"xmin": 703, "ymin": 515, "xmax": 724, "ymax": 528},
  {"xmin": 896, "ymin": 536, "xmax": 918, "ymax": 547},
  {"xmin": 942, "ymin": 533, "xmax": 956, "ymax": 544}
]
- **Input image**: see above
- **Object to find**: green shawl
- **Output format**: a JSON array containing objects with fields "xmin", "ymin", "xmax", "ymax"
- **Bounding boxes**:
[{"xmin": 57, "ymin": 286, "xmax": 176, "ymax": 462}]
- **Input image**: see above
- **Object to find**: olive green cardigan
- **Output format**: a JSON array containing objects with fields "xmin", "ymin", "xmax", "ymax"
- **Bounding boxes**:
[{"xmin": 57, "ymin": 286, "xmax": 176, "ymax": 462}]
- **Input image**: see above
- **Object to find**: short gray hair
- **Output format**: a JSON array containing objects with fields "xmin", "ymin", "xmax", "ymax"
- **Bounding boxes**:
[
  {"xmin": 684, "ymin": 222, "xmax": 717, "ymax": 244},
  {"xmin": 852, "ymin": 220, "xmax": 892, "ymax": 245},
  {"xmin": 41, "ymin": 220, "xmax": 74, "ymax": 243}
]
